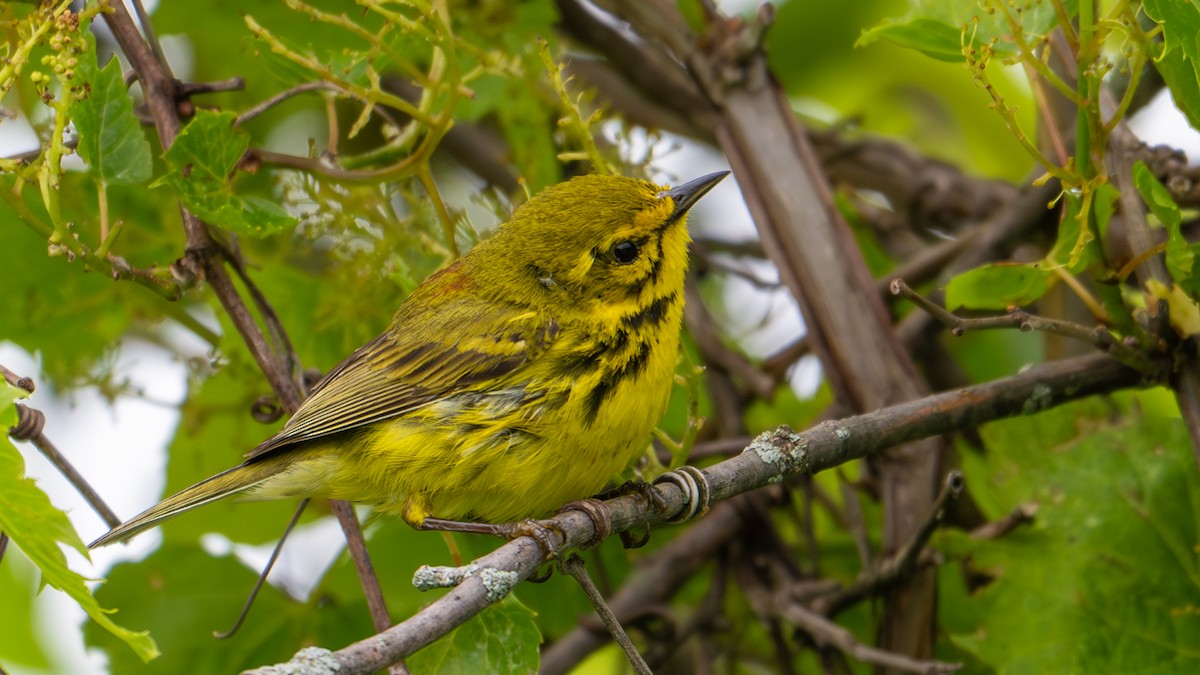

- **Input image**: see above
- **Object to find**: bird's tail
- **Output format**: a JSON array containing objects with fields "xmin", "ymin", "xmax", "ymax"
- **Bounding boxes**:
[{"xmin": 89, "ymin": 459, "xmax": 288, "ymax": 548}]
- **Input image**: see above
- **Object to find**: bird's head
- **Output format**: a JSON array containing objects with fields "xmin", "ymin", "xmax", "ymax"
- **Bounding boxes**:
[{"xmin": 479, "ymin": 172, "xmax": 728, "ymax": 312}]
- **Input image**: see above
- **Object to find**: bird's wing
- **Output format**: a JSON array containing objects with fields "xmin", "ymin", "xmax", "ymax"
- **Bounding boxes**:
[{"xmin": 245, "ymin": 296, "xmax": 558, "ymax": 460}]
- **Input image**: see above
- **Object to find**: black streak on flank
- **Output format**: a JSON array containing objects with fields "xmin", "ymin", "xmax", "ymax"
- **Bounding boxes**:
[
  {"xmin": 622, "ymin": 292, "xmax": 677, "ymax": 331},
  {"xmin": 583, "ymin": 340, "xmax": 652, "ymax": 426},
  {"xmin": 583, "ymin": 378, "xmax": 612, "ymax": 425}
]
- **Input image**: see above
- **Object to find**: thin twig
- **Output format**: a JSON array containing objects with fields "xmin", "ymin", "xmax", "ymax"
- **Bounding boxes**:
[
  {"xmin": 838, "ymin": 471, "xmax": 872, "ymax": 569},
  {"xmin": 890, "ymin": 278, "xmax": 1165, "ymax": 378},
  {"xmin": 812, "ymin": 471, "xmax": 965, "ymax": 617},
  {"xmin": 177, "ymin": 77, "xmax": 246, "ymax": 97},
  {"xmin": 215, "ymin": 499, "xmax": 310, "ymax": 640},
  {"xmin": 235, "ymin": 82, "xmax": 346, "ymax": 126},
  {"xmin": 776, "ymin": 601, "xmax": 962, "ymax": 674},
  {"xmin": 543, "ymin": 499, "xmax": 744, "ymax": 675},
  {"xmin": 330, "ymin": 501, "xmax": 392, "ymax": 632},
  {"xmin": 684, "ymin": 279, "xmax": 777, "ymax": 401},
  {"xmin": 689, "ymin": 436, "xmax": 753, "ymax": 460},
  {"xmin": 246, "ymin": 147, "xmax": 421, "ymax": 182},
  {"xmin": 0, "ymin": 365, "xmax": 35, "ymax": 393},
  {"xmin": 969, "ymin": 503, "xmax": 1037, "ymax": 540},
  {"xmin": 562, "ymin": 555, "xmax": 651, "ymax": 675},
  {"xmin": 645, "ymin": 550, "xmax": 728, "ymax": 668},
  {"xmin": 761, "ymin": 337, "xmax": 810, "ymax": 383},
  {"xmin": 10, "ymin": 405, "xmax": 121, "ymax": 528},
  {"xmin": 130, "ymin": 0, "xmax": 170, "ymax": 77}
]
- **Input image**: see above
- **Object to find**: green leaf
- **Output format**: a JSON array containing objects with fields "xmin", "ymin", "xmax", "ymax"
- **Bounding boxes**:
[
  {"xmin": 69, "ymin": 33, "xmax": 153, "ymax": 185},
  {"xmin": 163, "ymin": 110, "xmax": 296, "ymax": 237},
  {"xmin": 0, "ymin": 548, "xmax": 51, "ymax": 670},
  {"xmin": 86, "ymin": 544, "xmax": 359, "ymax": 674},
  {"xmin": 0, "ymin": 380, "xmax": 25, "ymax": 426},
  {"xmin": 407, "ymin": 597, "xmax": 541, "ymax": 673},
  {"xmin": 1147, "ymin": 279, "xmax": 1200, "ymax": 336},
  {"xmin": 0, "ymin": 175, "xmax": 154, "ymax": 386},
  {"xmin": 859, "ymin": 0, "xmax": 1071, "ymax": 63},
  {"xmin": 1047, "ymin": 189, "xmax": 1102, "ymax": 274},
  {"xmin": 1133, "ymin": 161, "xmax": 1194, "ymax": 286},
  {"xmin": 0, "ymin": 385, "xmax": 50, "ymax": 670},
  {"xmin": 943, "ymin": 402, "xmax": 1200, "ymax": 673},
  {"xmin": 1144, "ymin": 0, "xmax": 1200, "ymax": 132},
  {"xmin": 1093, "ymin": 181, "xmax": 1119, "ymax": 242},
  {"xmin": 945, "ymin": 263, "xmax": 1052, "ymax": 310},
  {"xmin": 0, "ymin": 384, "xmax": 159, "ymax": 663},
  {"xmin": 857, "ymin": 17, "xmax": 966, "ymax": 62}
]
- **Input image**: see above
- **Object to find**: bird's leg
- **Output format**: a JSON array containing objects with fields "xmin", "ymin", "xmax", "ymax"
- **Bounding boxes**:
[
  {"xmin": 555, "ymin": 498, "xmax": 612, "ymax": 547},
  {"xmin": 602, "ymin": 466, "xmax": 713, "ymax": 548},
  {"xmin": 420, "ymin": 517, "xmax": 565, "ymax": 561},
  {"xmin": 598, "ymin": 480, "xmax": 670, "ymax": 510}
]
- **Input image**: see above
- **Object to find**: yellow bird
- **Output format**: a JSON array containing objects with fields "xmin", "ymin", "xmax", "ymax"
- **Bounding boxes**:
[{"xmin": 90, "ymin": 171, "xmax": 727, "ymax": 548}]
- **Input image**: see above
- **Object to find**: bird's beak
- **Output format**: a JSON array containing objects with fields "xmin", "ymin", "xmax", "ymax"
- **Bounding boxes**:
[{"xmin": 661, "ymin": 171, "xmax": 729, "ymax": 221}]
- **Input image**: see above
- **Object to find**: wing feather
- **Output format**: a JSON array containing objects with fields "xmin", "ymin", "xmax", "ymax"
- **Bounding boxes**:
[{"xmin": 246, "ymin": 296, "xmax": 557, "ymax": 460}]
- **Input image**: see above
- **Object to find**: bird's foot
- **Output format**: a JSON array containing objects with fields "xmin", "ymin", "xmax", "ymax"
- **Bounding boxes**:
[
  {"xmin": 652, "ymin": 465, "xmax": 712, "ymax": 523},
  {"xmin": 421, "ymin": 517, "xmax": 564, "ymax": 562},
  {"xmin": 556, "ymin": 498, "xmax": 612, "ymax": 548}
]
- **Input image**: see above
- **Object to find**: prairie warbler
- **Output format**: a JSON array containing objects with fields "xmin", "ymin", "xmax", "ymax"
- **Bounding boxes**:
[{"xmin": 91, "ymin": 171, "xmax": 727, "ymax": 547}]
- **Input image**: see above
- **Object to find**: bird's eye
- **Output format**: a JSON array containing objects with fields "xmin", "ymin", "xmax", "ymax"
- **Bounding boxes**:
[{"xmin": 611, "ymin": 241, "xmax": 639, "ymax": 264}]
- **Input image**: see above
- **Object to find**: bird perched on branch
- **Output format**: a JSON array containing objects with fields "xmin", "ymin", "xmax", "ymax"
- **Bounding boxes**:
[{"xmin": 91, "ymin": 171, "xmax": 727, "ymax": 548}]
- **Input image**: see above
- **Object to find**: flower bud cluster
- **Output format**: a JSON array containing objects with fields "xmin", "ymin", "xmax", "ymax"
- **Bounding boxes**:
[{"xmin": 31, "ymin": 8, "xmax": 88, "ymax": 90}]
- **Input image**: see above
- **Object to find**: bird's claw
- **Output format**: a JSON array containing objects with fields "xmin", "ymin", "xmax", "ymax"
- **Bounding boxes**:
[
  {"xmin": 557, "ymin": 498, "xmax": 612, "ymax": 548},
  {"xmin": 652, "ymin": 465, "xmax": 711, "ymax": 523}
]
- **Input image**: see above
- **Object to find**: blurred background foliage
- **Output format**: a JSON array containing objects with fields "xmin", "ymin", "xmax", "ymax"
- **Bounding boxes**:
[{"xmin": 2, "ymin": 0, "xmax": 1199, "ymax": 673}]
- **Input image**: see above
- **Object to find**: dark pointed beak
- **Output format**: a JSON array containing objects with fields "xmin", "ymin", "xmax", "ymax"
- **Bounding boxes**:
[{"xmin": 662, "ymin": 171, "xmax": 729, "ymax": 221}]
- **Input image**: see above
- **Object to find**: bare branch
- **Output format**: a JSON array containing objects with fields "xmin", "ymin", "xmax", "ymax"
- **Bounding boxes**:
[
  {"xmin": 562, "ymin": 555, "xmax": 652, "ymax": 674},
  {"xmin": 0, "ymin": 364, "xmax": 35, "ymax": 393},
  {"xmin": 969, "ymin": 503, "xmax": 1037, "ymax": 541},
  {"xmin": 250, "ymin": 352, "xmax": 1147, "ymax": 674},
  {"xmin": 890, "ymin": 279, "xmax": 1166, "ymax": 377},
  {"xmin": 776, "ymin": 601, "xmax": 962, "ymax": 674},
  {"xmin": 9, "ymin": 404, "xmax": 121, "ymax": 528},
  {"xmin": 811, "ymin": 472, "xmax": 964, "ymax": 617},
  {"xmin": 234, "ymin": 82, "xmax": 345, "ymax": 126}
]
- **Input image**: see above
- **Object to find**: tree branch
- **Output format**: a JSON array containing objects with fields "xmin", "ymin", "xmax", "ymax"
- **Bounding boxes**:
[
  {"xmin": 775, "ymin": 601, "xmax": 961, "ymax": 674},
  {"xmin": 248, "ymin": 352, "xmax": 1147, "ymax": 674},
  {"xmin": 811, "ymin": 472, "xmax": 963, "ymax": 617},
  {"xmin": 101, "ymin": 0, "xmax": 391, "ymax": 640}
]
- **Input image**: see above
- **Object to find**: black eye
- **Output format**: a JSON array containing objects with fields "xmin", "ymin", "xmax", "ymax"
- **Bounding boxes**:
[{"xmin": 612, "ymin": 241, "xmax": 639, "ymax": 264}]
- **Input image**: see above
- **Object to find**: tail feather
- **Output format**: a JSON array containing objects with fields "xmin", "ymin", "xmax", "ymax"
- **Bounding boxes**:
[{"xmin": 89, "ymin": 460, "xmax": 286, "ymax": 548}]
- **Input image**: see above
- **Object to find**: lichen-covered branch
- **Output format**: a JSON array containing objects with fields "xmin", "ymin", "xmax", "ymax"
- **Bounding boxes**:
[{"xmin": 249, "ymin": 352, "xmax": 1146, "ymax": 674}]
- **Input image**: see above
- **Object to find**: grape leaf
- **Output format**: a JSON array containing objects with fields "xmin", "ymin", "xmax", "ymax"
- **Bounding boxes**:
[
  {"xmin": 1144, "ymin": 0, "xmax": 1200, "ymax": 132},
  {"xmin": 85, "ymin": 544, "xmax": 360, "ymax": 674},
  {"xmin": 859, "ymin": 0, "xmax": 1071, "ymax": 63},
  {"xmin": 0, "ymin": 548, "xmax": 51, "ymax": 670},
  {"xmin": 407, "ymin": 597, "xmax": 541, "ymax": 673},
  {"xmin": 69, "ymin": 32, "xmax": 153, "ymax": 185},
  {"xmin": 1133, "ymin": 161, "xmax": 1194, "ymax": 288},
  {"xmin": 162, "ymin": 111, "xmax": 295, "ymax": 237},
  {"xmin": 942, "ymin": 403, "xmax": 1200, "ymax": 673}
]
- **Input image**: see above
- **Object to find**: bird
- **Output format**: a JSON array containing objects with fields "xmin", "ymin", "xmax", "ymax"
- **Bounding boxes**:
[{"xmin": 90, "ymin": 171, "xmax": 728, "ymax": 548}]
